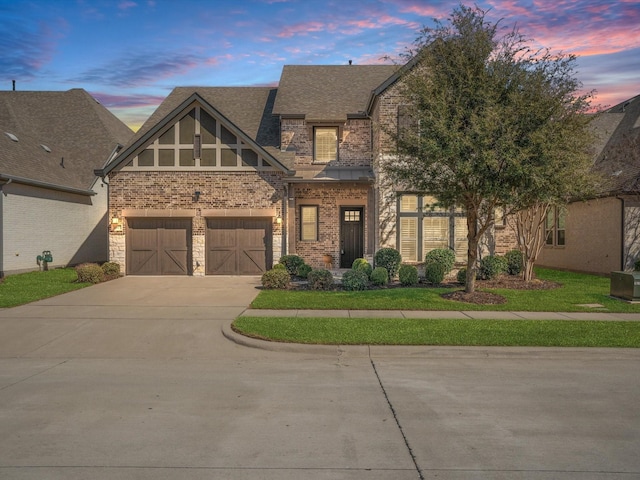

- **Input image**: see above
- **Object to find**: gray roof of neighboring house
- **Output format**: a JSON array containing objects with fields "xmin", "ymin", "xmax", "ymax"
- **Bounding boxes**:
[
  {"xmin": 0, "ymin": 89, "xmax": 133, "ymax": 193},
  {"xmin": 273, "ymin": 65, "xmax": 399, "ymax": 120},
  {"xmin": 592, "ymin": 94, "xmax": 640, "ymax": 194}
]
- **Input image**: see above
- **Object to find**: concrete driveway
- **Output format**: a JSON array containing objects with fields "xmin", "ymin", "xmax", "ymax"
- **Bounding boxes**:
[{"xmin": 0, "ymin": 276, "xmax": 639, "ymax": 479}]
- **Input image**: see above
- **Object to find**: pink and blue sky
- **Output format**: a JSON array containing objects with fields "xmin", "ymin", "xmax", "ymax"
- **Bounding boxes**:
[{"xmin": 2, "ymin": 0, "xmax": 639, "ymax": 130}]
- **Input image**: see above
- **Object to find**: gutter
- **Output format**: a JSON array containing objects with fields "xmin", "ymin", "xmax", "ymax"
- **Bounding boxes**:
[{"xmin": 0, "ymin": 174, "xmax": 96, "ymax": 196}]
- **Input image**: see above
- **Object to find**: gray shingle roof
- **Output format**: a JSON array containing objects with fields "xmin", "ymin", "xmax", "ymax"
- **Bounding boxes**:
[
  {"xmin": 0, "ymin": 89, "xmax": 133, "ymax": 192},
  {"xmin": 131, "ymin": 87, "xmax": 279, "ymax": 147},
  {"xmin": 273, "ymin": 65, "xmax": 399, "ymax": 120},
  {"xmin": 593, "ymin": 94, "xmax": 640, "ymax": 194}
]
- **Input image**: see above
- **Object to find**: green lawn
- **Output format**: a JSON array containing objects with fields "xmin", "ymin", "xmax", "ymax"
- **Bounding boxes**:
[
  {"xmin": 0, "ymin": 268, "xmax": 90, "ymax": 308},
  {"xmin": 251, "ymin": 268, "xmax": 640, "ymax": 313},
  {"xmin": 232, "ymin": 317, "xmax": 640, "ymax": 347}
]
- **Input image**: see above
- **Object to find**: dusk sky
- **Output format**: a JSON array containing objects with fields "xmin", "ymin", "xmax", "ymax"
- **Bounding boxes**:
[{"xmin": 2, "ymin": 0, "xmax": 639, "ymax": 131}]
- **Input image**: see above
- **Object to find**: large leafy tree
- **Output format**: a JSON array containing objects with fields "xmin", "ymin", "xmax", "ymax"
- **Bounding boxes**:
[{"xmin": 384, "ymin": 4, "xmax": 599, "ymax": 292}]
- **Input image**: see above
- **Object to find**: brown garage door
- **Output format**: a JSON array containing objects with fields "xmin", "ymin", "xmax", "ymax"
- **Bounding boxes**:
[
  {"xmin": 127, "ymin": 218, "xmax": 192, "ymax": 275},
  {"xmin": 206, "ymin": 217, "xmax": 272, "ymax": 275}
]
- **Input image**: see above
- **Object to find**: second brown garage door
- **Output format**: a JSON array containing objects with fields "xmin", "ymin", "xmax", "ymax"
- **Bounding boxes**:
[
  {"xmin": 206, "ymin": 217, "xmax": 272, "ymax": 275},
  {"xmin": 127, "ymin": 218, "xmax": 192, "ymax": 275}
]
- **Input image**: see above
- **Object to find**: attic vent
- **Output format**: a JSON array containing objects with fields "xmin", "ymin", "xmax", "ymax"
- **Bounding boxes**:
[
  {"xmin": 40, "ymin": 144, "xmax": 51, "ymax": 153},
  {"xmin": 4, "ymin": 132, "xmax": 18, "ymax": 142}
]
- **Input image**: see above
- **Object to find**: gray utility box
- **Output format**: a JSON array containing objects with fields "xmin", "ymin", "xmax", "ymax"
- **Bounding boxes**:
[{"xmin": 610, "ymin": 271, "xmax": 640, "ymax": 301}]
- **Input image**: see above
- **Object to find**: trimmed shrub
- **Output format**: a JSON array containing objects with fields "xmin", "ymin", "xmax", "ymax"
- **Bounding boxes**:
[
  {"xmin": 101, "ymin": 262, "xmax": 120, "ymax": 277},
  {"xmin": 341, "ymin": 269, "xmax": 369, "ymax": 291},
  {"xmin": 425, "ymin": 262, "xmax": 446, "ymax": 285},
  {"xmin": 398, "ymin": 264, "xmax": 419, "ymax": 286},
  {"xmin": 352, "ymin": 258, "xmax": 372, "ymax": 279},
  {"xmin": 273, "ymin": 263, "xmax": 287, "ymax": 271},
  {"xmin": 278, "ymin": 255, "xmax": 305, "ymax": 275},
  {"xmin": 261, "ymin": 268, "xmax": 290, "ymax": 289},
  {"xmin": 424, "ymin": 248, "xmax": 456, "ymax": 275},
  {"xmin": 634, "ymin": 258, "xmax": 640, "ymax": 271},
  {"xmin": 374, "ymin": 248, "xmax": 402, "ymax": 279},
  {"xmin": 76, "ymin": 263, "xmax": 104, "ymax": 284},
  {"xmin": 504, "ymin": 249, "xmax": 524, "ymax": 275},
  {"xmin": 296, "ymin": 263, "xmax": 312, "ymax": 278},
  {"xmin": 456, "ymin": 267, "xmax": 467, "ymax": 284},
  {"xmin": 307, "ymin": 269, "xmax": 334, "ymax": 290},
  {"xmin": 371, "ymin": 267, "xmax": 389, "ymax": 286},
  {"xmin": 479, "ymin": 255, "xmax": 508, "ymax": 280}
]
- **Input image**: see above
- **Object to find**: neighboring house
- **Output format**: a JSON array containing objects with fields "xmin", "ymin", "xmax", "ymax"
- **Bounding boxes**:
[
  {"xmin": 537, "ymin": 94, "xmax": 640, "ymax": 275},
  {"xmin": 0, "ymin": 89, "xmax": 134, "ymax": 276},
  {"xmin": 98, "ymin": 63, "xmax": 516, "ymax": 276}
]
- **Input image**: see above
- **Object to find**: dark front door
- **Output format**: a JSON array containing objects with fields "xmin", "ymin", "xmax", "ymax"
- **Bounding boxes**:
[
  {"xmin": 340, "ymin": 207, "xmax": 364, "ymax": 268},
  {"xmin": 206, "ymin": 217, "xmax": 272, "ymax": 275},
  {"xmin": 127, "ymin": 218, "xmax": 192, "ymax": 275}
]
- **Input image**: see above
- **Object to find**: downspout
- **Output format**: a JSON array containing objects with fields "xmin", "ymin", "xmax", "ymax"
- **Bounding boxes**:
[
  {"xmin": 282, "ymin": 184, "xmax": 288, "ymax": 256},
  {"xmin": 620, "ymin": 196, "xmax": 626, "ymax": 271},
  {"xmin": 0, "ymin": 181, "xmax": 4, "ymax": 277}
]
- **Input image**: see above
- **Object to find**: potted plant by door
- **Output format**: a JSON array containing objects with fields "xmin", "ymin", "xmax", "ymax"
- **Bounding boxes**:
[{"xmin": 323, "ymin": 254, "xmax": 333, "ymax": 269}]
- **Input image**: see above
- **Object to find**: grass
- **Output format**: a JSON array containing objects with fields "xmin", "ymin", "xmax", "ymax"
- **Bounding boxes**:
[
  {"xmin": 232, "ymin": 317, "xmax": 640, "ymax": 348},
  {"xmin": 251, "ymin": 268, "xmax": 640, "ymax": 313},
  {"xmin": 0, "ymin": 268, "xmax": 90, "ymax": 308}
]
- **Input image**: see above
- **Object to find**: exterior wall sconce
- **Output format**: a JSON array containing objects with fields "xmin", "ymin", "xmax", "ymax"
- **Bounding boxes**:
[
  {"xmin": 111, "ymin": 217, "xmax": 123, "ymax": 232},
  {"xmin": 275, "ymin": 216, "xmax": 282, "ymax": 224}
]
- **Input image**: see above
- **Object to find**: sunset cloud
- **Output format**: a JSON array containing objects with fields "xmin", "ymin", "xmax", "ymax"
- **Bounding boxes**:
[{"xmin": 1, "ymin": 0, "xmax": 636, "ymax": 129}]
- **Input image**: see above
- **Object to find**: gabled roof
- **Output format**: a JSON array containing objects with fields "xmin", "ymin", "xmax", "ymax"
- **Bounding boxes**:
[
  {"xmin": 273, "ymin": 65, "xmax": 399, "ymax": 121},
  {"xmin": 101, "ymin": 87, "xmax": 292, "ymax": 175},
  {"xmin": 0, "ymin": 89, "xmax": 133, "ymax": 194},
  {"xmin": 592, "ymin": 94, "xmax": 640, "ymax": 194}
]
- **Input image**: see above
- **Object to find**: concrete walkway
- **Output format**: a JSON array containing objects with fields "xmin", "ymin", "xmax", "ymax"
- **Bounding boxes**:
[{"xmin": 242, "ymin": 308, "xmax": 640, "ymax": 321}]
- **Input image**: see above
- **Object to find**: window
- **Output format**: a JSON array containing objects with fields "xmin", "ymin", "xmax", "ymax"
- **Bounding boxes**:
[
  {"xmin": 314, "ymin": 127, "xmax": 338, "ymax": 162},
  {"xmin": 300, "ymin": 206, "xmax": 319, "ymax": 241},
  {"xmin": 545, "ymin": 206, "xmax": 566, "ymax": 247},
  {"xmin": 397, "ymin": 194, "xmax": 467, "ymax": 262}
]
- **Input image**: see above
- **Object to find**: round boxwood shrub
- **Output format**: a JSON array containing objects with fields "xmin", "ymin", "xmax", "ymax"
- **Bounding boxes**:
[
  {"xmin": 341, "ymin": 269, "xmax": 369, "ymax": 291},
  {"xmin": 278, "ymin": 255, "xmax": 305, "ymax": 275},
  {"xmin": 296, "ymin": 263, "xmax": 312, "ymax": 278},
  {"xmin": 370, "ymin": 267, "xmax": 389, "ymax": 286},
  {"xmin": 352, "ymin": 258, "xmax": 373, "ymax": 279},
  {"xmin": 261, "ymin": 268, "xmax": 290, "ymax": 289},
  {"xmin": 307, "ymin": 269, "xmax": 334, "ymax": 290},
  {"xmin": 273, "ymin": 263, "xmax": 287, "ymax": 271},
  {"xmin": 101, "ymin": 261, "xmax": 120, "ymax": 277},
  {"xmin": 479, "ymin": 255, "xmax": 508, "ymax": 280},
  {"xmin": 374, "ymin": 248, "xmax": 401, "ymax": 279},
  {"xmin": 424, "ymin": 248, "xmax": 456, "ymax": 275},
  {"xmin": 504, "ymin": 249, "xmax": 524, "ymax": 276},
  {"xmin": 76, "ymin": 263, "xmax": 104, "ymax": 284},
  {"xmin": 398, "ymin": 264, "xmax": 418, "ymax": 286},
  {"xmin": 456, "ymin": 267, "xmax": 467, "ymax": 284},
  {"xmin": 424, "ymin": 262, "xmax": 446, "ymax": 285}
]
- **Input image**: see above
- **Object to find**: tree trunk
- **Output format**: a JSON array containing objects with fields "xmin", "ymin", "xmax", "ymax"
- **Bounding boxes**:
[
  {"xmin": 511, "ymin": 203, "xmax": 551, "ymax": 282},
  {"xmin": 465, "ymin": 209, "xmax": 480, "ymax": 293}
]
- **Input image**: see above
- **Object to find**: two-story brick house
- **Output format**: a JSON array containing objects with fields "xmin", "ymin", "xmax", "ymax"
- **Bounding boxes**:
[{"xmin": 98, "ymin": 63, "xmax": 515, "ymax": 275}]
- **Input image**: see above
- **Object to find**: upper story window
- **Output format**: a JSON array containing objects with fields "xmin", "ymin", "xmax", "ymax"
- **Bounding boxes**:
[
  {"xmin": 125, "ymin": 105, "xmax": 275, "ymax": 171},
  {"xmin": 314, "ymin": 127, "xmax": 338, "ymax": 163}
]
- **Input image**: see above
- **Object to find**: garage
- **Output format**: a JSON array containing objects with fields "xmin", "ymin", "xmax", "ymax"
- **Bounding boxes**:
[
  {"xmin": 206, "ymin": 217, "xmax": 272, "ymax": 275},
  {"xmin": 126, "ymin": 218, "xmax": 192, "ymax": 275}
]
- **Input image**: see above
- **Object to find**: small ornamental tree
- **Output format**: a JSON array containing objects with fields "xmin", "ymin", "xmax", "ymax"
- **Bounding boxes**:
[{"xmin": 383, "ymin": 5, "xmax": 599, "ymax": 292}]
